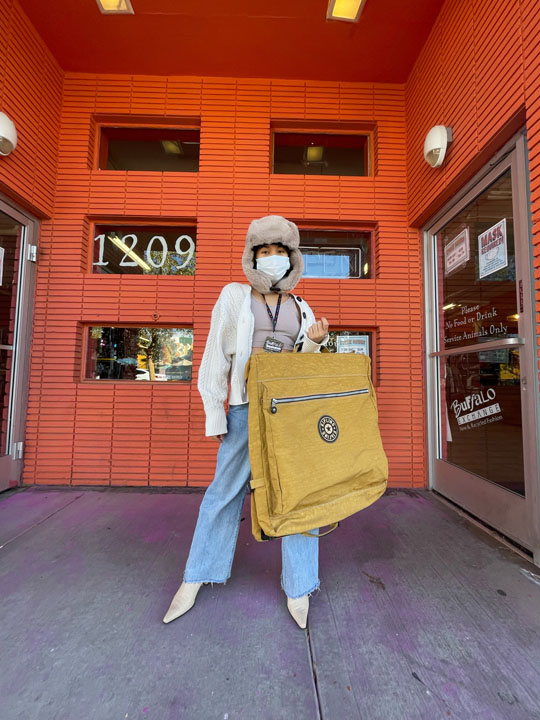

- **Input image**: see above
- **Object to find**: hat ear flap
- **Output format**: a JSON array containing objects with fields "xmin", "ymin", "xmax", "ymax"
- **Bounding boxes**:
[
  {"xmin": 287, "ymin": 220, "xmax": 300, "ymax": 246},
  {"xmin": 242, "ymin": 244, "xmax": 274, "ymax": 293},
  {"xmin": 273, "ymin": 248, "xmax": 303, "ymax": 292}
]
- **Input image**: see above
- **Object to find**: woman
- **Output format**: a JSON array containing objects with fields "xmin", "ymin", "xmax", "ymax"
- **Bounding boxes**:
[{"xmin": 163, "ymin": 215, "xmax": 329, "ymax": 628}]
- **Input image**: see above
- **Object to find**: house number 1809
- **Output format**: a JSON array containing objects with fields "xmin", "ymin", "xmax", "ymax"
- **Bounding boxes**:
[{"xmin": 93, "ymin": 233, "xmax": 195, "ymax": 270}]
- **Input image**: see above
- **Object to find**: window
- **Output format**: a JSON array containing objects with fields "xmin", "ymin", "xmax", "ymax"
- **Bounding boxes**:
[
  {"xmin": 86, "ymin": 327, "xmax": 193, "ymax": 381},
  {"xmin": 438, "ymin": 170, "xmax": 518, "ymax": 350},
  {"xmin": 299, "ymin": 230, "xmax": 371, "ymax": 278},
  {"xmin": 273, "ymin": 133, "xmax": 369, "ymax": 176},
  {"xmin": 98, "ymin": 127, "xmax": 200, "ymax": 172},
  {"xmin": 92, "ymin": 225, "xmax": 196, "ymax": 275}
]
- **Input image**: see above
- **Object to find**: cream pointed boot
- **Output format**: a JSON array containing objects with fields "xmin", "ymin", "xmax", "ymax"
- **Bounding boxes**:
[
  {"xmin": 163, "ymin": 582, "xmax": 202, "ymax": 623},
  {"xmin": 287, "ymin": 594, "xmax": 309, "ymax": 629}
]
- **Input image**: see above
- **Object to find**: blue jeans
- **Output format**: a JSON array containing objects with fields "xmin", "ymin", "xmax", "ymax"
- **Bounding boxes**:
[{"xmin": 184, "ymin": 404, "xmax": 320, "ymax": 598}]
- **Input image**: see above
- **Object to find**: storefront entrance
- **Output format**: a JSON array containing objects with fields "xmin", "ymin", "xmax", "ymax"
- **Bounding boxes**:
[
  {"xmin": 0, "ymin": 198, "xmax": 37, "ymax": 491},
  {"xmin": 425, "ymin": 133, "xmax": 540, "ymax": 562}
]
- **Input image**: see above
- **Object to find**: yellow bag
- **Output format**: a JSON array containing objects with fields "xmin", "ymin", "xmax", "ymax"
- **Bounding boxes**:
[{"xmin": 245, "ymin": 351, "xmax": 388, "ymax": 541}]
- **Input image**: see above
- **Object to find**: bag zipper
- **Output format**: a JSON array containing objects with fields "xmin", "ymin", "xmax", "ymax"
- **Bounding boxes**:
[{"xmin": 270, "ymin": 388, "xmax": 369, "ymax": 414}]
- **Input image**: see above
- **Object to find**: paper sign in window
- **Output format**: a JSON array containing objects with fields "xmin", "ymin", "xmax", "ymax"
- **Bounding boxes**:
[
  {"xmin": 478, "ymin": 219, "xmax": 508, "ymax": 279},
  {"xmin": 444, "ymin": 228, "xmax": 470, "ymax": 276}
]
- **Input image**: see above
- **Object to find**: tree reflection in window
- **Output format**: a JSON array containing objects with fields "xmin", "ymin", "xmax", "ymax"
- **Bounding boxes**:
[{"xmin": 86, "ymin": 327, "xmax": 193, "ymax": 381}]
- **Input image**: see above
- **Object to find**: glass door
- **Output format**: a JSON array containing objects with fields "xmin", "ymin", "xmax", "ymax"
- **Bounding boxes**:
[
  {"xmin": 0, "ymin": 199, "xmax": 37, "ymax": 491},
  {"xmin": 426, "ymin": 134, "xmax": 540, "ymax": 562}
]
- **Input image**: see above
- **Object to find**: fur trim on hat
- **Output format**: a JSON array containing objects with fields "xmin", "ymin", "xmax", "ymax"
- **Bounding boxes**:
[{"xmin": 242, "ymin": 215, "xmax": 304, "ymax": 294}]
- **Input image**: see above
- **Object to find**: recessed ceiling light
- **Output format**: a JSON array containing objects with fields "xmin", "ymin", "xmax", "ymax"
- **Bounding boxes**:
[
  {"xmin": 305, "ymin": 146, "xmax": 324, "ymax": 163},
  {"xmin": 162, "ymin": 140, "xmax": 184, "ymax": 156},
  {"xmin": 327, "ymin": 0, "xmax": 366, "ymax": 23},
  {"xmin": 96, "ymin": 0, "xmax": 134, "ymax": 14}
]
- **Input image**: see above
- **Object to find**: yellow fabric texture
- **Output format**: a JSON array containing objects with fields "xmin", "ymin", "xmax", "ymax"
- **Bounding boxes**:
[{"xmin": 245, "ymin": 352, "xmax": 388, "ymax": 541}]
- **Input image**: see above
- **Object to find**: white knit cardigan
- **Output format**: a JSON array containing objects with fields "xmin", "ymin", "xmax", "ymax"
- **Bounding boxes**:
[{"xmin": 197, "ymin": 282, "xmax": 328, "ymax": 436}]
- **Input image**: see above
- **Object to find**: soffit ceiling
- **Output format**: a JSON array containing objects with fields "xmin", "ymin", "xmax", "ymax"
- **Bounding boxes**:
[{"xmin": 18, "ymin": 0, "xmax": 445, "ymax": 83}]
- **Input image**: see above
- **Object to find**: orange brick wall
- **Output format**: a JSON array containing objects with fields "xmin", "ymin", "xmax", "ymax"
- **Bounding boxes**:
[
  {"xmin": 406, "ymin": 0, "xmax": 540, "ymax": 380},
  {"xmin": 23, "ymin": 75, "xmax": 425, "ymax": 487},
  {"xmin": 0, "ymin": 0, "xmax": 63, "ymax": 218},
  {"xmin": 8, "ymin": 0, "xmax": 540, "ymax": 490}
]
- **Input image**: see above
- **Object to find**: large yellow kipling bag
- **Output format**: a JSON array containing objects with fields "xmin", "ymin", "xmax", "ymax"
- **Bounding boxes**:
[{"xmin": 245, "ymin": 351, "xmax": 388, "ymax": 541}]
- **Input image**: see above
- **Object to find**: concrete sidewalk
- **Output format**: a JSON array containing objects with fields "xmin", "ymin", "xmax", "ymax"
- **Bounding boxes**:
[{"xmin": 1, "ymin": 486, "xmax": 540, "ymax": 720}]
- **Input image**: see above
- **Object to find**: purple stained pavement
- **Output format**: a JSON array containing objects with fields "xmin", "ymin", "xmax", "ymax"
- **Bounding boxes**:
[{"xmin": 1, "ymin": 486, "xmax": 540, "ymax": 719}]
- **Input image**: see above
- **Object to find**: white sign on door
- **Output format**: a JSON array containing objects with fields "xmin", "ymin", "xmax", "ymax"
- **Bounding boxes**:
[
  {"xmin": 444, "ymin": 228, "xmax": 470, "ymax": 275},
  {"xmin": 478, "ymin": 219, "xmax": 508, "ymax": 279}
]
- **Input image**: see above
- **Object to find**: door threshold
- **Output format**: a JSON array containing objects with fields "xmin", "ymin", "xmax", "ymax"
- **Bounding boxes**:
[{"xmin": 428, "ymin": 488, "xmax": 534, "ymax": 564}]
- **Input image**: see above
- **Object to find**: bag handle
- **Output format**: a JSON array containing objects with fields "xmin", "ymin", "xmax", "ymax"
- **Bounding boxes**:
[{"xmin": 301, "ymin": 522, "xmax": 339, "ymax": 538}]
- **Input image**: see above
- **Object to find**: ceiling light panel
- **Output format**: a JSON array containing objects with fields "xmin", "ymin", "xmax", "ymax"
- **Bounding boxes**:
[
  {"xmin": 96, "ymin": 0, "xmax": 134, "ymax": 14},
  {"xmin": 327, "ymin": 0, "xmax": 366, "ymax": 22}
]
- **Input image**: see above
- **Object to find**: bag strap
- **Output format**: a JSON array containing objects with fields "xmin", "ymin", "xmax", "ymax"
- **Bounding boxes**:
[
  {"xmin": 294, "ymin": 343, "xmax": 330, "ymax": 354},
  {"xmin": 301, "ymin": 522, "xmax": 339, "ymax": 538}
]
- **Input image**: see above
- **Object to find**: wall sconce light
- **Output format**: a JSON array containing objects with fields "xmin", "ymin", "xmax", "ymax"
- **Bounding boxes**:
[
  {"xmin": 327, "ymin": 0, "xmax": 367, "ymax": 23},
  {"xmin": 424, "ymin": 125, "xmax": 453, "ymax": 168},
  {"xmin": 0, "ymin": 112, "xmax": 17, "ymax": 156}
]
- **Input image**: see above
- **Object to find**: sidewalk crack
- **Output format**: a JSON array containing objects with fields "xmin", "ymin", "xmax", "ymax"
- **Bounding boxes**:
[
  {"xmin": 0, "ymin": 494, "xmax": 84, "ymax": 550},
  {"xmin": 306, "ymin": 626, "xmax": 323, "ymax": 720}
]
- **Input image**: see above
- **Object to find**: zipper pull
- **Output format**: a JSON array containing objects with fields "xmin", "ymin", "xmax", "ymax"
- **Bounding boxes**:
[{"xmin": 271, "ymin": 399, "xmax": 277, "ymax": 414}]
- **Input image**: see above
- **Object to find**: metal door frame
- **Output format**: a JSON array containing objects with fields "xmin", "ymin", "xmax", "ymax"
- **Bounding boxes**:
[
  {"xmin": 0, "ymin": 194, "xmax": 38, "ymax": 490},
  {"xmin": 424, "ymin": 131, "xmax": 540, "ymax": 563}
]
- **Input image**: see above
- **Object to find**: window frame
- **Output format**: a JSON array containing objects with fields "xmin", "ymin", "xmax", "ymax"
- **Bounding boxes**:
[
  {"xmin": 81, "ymin": 323, "xmax": 194, "ymax": 384},
  {"xmin": 296, "ymin": 222, "xmax": 376, "ymax": 281},
  {"xmin": 93, "ymin": 115, "xmax": 201, "ymax": 173},
  {"xmin": 327, "ymin": 327, "xmax": 378, "ymax": 384},
  {"xmin": 270, "ymin": 120, "xmax": 376, "ymax": 177},
  {"xmin": 86, "ymin": 218, "xmax": 197, "ymax": 275}
]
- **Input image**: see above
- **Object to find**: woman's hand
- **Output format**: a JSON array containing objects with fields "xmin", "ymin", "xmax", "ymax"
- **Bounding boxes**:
[
  {"xmin": 215, "ymin": 434, "xmax": 224, "ymax": 443},
  {"xmin": 307, "ymin": 317, "xmax": 329, "ymax": 344}
]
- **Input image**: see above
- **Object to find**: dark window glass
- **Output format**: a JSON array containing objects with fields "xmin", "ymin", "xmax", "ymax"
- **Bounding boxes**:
[
  {"xmin": 99, "ymin": 127, "xmax": 200, "ymax": 172},
  {"xmin": 273, "ymin": 133, "xmax": 369, "ymax": 176},
  {"xmin": 442, "ymin": 349, "xmax": 524, "ymax": 495},
  {"xmin": 92, "ymin": 225, "xmax": 196, "ymax": 276},
  {"xmin": 300, "ymin": 230, "xmax": 371, "ymax": 278},
  {"xmin": 0, "ymin": 211, "xmax": 22, "ymax": 454},
  {"xmin": 86, "ymin": 327, "xmax": 193, "ymax": 381}
]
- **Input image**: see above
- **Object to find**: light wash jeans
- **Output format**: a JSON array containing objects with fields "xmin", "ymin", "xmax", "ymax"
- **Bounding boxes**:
[{"xmin": 184, "ymin": 403, "xmax": 320, "ymax": 598}]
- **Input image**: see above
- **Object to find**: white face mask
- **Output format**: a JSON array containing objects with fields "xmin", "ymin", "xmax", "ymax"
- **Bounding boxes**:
[{"xmin": 256, "ymin": 255, "xmax": 290, "ymax": 283}]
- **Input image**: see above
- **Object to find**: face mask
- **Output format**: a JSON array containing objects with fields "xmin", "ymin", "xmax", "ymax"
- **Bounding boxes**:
[{"xmin": 256, "ymin": 255, "xmax": 290, "ymax": 283}]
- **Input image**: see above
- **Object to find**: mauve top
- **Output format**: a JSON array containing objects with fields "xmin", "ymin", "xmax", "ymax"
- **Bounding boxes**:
[{"xmin": 251, "ymin": 294, "xmax": 301, "ymax": 350}]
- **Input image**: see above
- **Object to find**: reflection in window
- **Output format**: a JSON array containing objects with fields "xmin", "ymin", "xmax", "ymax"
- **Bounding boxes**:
[
  {"xmin": 92, "ymin": 226, "xmax": 196, "ymax": 276},
  {"xmin": 442, "ymin": 349, "xmax": 524, "ymax": 495},
  {"xmin": 438, "ymin": 170, "xmax": 518, "ymax": 350},
  {"xmin": 300, "ymin": 230, "xmax": 371, "ymax": 279},
  {"xmin": 86, "ymin": 327, "xmax": 193, "ymax": 381},
  {"xmin": 99, "ymin": 127, "xmax": 200, "ymax": 172},
  {"xmin": 273, "ymin": 133, "xmax": 369, "ymax": 176}
]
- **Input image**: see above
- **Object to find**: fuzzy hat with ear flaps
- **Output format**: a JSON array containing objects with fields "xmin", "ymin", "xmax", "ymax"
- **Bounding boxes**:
[{"xmin": 242, "ymin": 215, "xmax": 304, "ymax": 294}]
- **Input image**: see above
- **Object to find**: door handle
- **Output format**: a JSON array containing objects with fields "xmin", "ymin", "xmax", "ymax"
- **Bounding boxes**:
[{"xmin": 430, "ymin": 337, "xmax": 524, "ymax": 358}]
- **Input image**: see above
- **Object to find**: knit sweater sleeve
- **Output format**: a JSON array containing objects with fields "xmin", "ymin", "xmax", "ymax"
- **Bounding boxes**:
[
  {"xmin": 197, "ymin": 287, "xmax": 236, "ymax": 436},
  {"xmin": 300, "ymin": 301, "xmax": 329, "ymax": 353}
]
